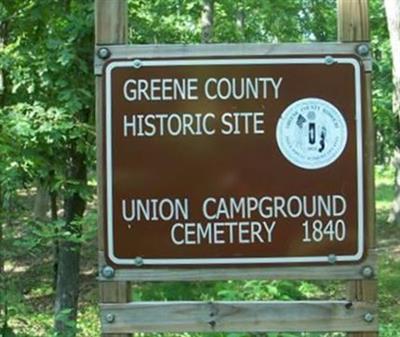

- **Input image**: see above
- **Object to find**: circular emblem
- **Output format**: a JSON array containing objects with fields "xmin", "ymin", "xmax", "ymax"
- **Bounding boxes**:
[{"xmin": 276, "ymin": 98, "xmax": 347, "ymax": 170}]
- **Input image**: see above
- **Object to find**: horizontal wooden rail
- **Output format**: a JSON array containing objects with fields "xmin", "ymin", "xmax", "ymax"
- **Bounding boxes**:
[
  {"xmin": 94, "ymin": 42, "xmax": 372, "ymax": 75},
  {"xmin": 100, "ymin": 300, "xmax": 377, "ymax": 333},
  {"xmin": 98, "ymin": 249, "xmax": 377, "ymax": 281}
]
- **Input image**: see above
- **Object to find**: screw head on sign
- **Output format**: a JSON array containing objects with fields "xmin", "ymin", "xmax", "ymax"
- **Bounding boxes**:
[
  {"xmin": 363, "ymin": 312, "xmax": 374, "ymax": 323},
  {"xmin": 361, "ymin": 265, "xmax": 374, "ymax": 279},
  {"xmin": 356, "ymin": 43, "xmax": 370, "ymax": 57},
  {"xmin": 101, "ymin": 265, "xmax": 115, "ymax": 279},
  {"xmin": 97, "ymin": 47, "xmax": 111, "ymax": 60},
  {"xmin": 328, "ymin": 254, "xmax": 337, "ymax": 264},
  {"xmin": 135, "ymin": 256, "xmax": 144, "ymax": 266},
  {"xmin": 324, "ymin": 56, "xmax": 336, "ymax": 65},
  {"xmin": 132, "ymin": 59, "xmax": 143, "ymax": 69},
  {"xmin": 105, "ymin": 313, "xmax": 115, "ymax": 323}
]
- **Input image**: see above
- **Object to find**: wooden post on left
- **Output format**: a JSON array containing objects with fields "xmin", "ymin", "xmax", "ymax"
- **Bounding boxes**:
[{"xmin": 95, "ymin": 1, "xmax": 130, "ymax": 337}]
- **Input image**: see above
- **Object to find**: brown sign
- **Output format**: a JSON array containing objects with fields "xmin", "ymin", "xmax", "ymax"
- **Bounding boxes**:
[{"xmin": 103, "ymin": 55, "xmax": 364, "ymax": 267}]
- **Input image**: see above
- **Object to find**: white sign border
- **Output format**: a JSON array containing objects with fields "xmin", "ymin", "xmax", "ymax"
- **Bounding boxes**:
[{"xmin": 104, "ymin": 57, "xmax": 364, "ymax": 266}]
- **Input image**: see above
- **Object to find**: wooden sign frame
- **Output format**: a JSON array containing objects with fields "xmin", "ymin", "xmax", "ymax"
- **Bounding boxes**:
[
  {"xmin": 102, "ymin": 47, "xmax": 367, "ymax": 267},
  {"xmin": 95, "ymin": 0, "xmax": 377, "ymax": 336}
]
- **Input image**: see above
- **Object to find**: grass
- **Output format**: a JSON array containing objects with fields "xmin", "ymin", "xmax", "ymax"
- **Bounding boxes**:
[
  {"xmin": 2, "ymin": 165, "xmax": 400, "ymax": 337},
  {"xmin": 375, "ymin": 166, "xmax": 400, "ymax": 336}
]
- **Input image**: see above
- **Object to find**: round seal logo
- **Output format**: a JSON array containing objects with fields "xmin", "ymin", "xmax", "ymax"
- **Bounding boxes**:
[{"xmin": 276, "ymin": 98, "xmax": 348, "ymax": 170}]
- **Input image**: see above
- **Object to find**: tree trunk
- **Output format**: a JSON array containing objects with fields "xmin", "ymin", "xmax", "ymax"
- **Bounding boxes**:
[
  {"xmin": 384, "ymin": 0, "xmax": 400, "ymax": 223},
  {"xmin": 236, "ymin": 2, "xmax": 245, "ymax": 41},
  {"xmin": 201, "ymin": 0, "xmax": 214, "ymax": 43},
  {"xmin": 33, "ymin": 180, "xmax": 49, "ymax": 221},
  {"xmin": 0, "ymin": 22, "xmax": 5, "ymax": 100},
  {"xmin": 54, "ymin": 141, "xmax": 87, "ymax": 337},
  {"xmin": 0, "ymin": 20, "xmax": 8, "ymax": 330},
  {"xmin": 0, "ymin": 68, "xmax": 3, "ymax": 96},
  {"xmin": 53, "ymin": 0, "xmax": 89, "ymax": 333},
  {"xmin": 0, "ymin": 20, "xmax": 8, "ymax": 106},
  {"xmin": 50, "ymin": 186, "xmax": 59, "ymax": 290},
  {"xmin": 0, "ymin": 188, "xmax": 3, "ymax": 279}
]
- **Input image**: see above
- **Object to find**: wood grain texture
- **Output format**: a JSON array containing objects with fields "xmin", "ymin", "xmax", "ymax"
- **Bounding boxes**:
[
  {"xmin": 95, "ymin": 77, "xmax": 104, "ymax": 251},
  {"xmin": 96, "ymin": 1, "xmax": 130, "ymax": 337},
  {"xmin": 94, "ymin": 42, "xmax": 371, "ymax": 74},
  {"xmin": 338, "ymin": 0, "xmax": 369, "ymax": 42},
  {"xmin": 100, "ymin": 300, "xmax": 377, "ymax": 333},
  {"xmin": 98, "ymin": 249, "xmax": 377, "ymax": 281},
  {"xmin": 96, "ymin": 0, "xmax": 128, "ymax": 45},
  {"xmin": 338, "ymin": 1, "xmax": 377, "ymax": 337},
  {"xmin": 99, "ymin": 282, "xmax": 130, "ymax": 303}
]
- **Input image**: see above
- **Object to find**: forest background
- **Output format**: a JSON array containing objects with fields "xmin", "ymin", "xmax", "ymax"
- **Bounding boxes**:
[{"xmin": 0, "ymin": 0, "xmax": 399, "ymax": 337}]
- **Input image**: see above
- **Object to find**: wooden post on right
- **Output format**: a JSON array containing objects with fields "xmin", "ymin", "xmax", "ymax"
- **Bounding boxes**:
[{"xmin": 337, "ymin": 1, "xmax": 377, "ymax": 337}]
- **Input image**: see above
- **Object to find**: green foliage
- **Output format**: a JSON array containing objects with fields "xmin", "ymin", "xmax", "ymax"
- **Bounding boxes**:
[
  {"xmin": 214, "ymin": 0, "xmax": 336, "ymax": 43},
  {"xmin": 0, "ymin": 0, "xmax": 95, "ymax": 194},
  {"xmin": 127, "ymin": 0, "xmax": 337, "ymax": 44},
  {"xmin": 1, "ymin": 1, "xmax": 95, "ymax": 335},
  {"xmin": 129, "ymin": 0, "xmax": 202, "ymax": 43},
  {"xmin": 370, "ymin": 0, "xmax": 396, "ymax": 163},
  {"xmin": 374, "ymin": 167, "xmax": 400, "ymax": 336}
]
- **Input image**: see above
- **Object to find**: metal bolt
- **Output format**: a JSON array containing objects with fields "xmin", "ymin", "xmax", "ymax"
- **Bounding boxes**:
[
  {"xmin": 101, "ymin": 265, "xmax": 115, "ymax": 279},
  {"xmin": 324, "ymin": 56, "xmax": 336, "ymax": 65},
  {"xmin": 361, "ymin": 265, "xmax": 374, "ymax": 279},
  {"xmin": 105, "ymin": 313, "xmax": 115, "ymax": 323},
  {"xmin": 135, "ymin": 256, "xmax": 144, "ymax": 266},
  {"xmin": 363, "ymin": 312, "xmax": 374, "ymax": 323},
  {"xmin": 328, "ymin": 254, "xmax": 337, "ymax": 264},
  {"xmin": 132, "ymin": 59, "xmax": 142, "ymax": 69},
  {"xmin": 356, "ymin": 43, "xmax": 370, "ymax": 57},
  {"xmin": 97, "ymin": 47, "xmax": 111, "ymax": 60}
]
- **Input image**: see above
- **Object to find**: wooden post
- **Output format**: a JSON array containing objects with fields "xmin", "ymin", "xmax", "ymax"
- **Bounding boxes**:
[
  {"xmin": 95, "ymin": 1, "xmax": 130, "ymax": 337},
  {"xmin": 338, "ymin": 0, "xmax": 369, "ymax": 42},
  {"xmin": 337, "ymin": 1, "xmax": 377, "ymax": 337}
]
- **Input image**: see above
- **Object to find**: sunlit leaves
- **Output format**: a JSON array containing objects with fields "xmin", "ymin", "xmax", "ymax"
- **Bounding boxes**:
[{"xmin": 0, "ymin": 0, "xmax": 95, "ymax": 195}]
